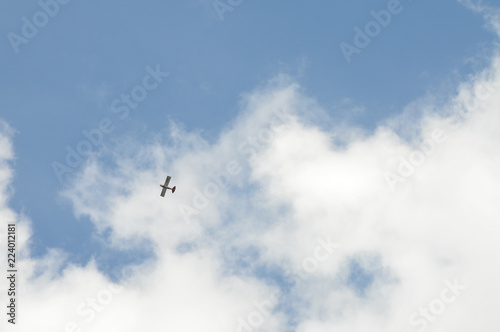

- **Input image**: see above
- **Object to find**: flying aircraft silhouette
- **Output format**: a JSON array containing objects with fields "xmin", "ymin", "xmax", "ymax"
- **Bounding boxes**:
[{"xmin": 160, "ymin": 176, "xmax": 176, "ymax": 197}]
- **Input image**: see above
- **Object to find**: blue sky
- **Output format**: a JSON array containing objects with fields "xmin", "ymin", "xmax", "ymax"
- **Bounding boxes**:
[
  {"xmin": 0, "ymin": 0, "xmax": 494, "ymax": 259},
  {"xmin": 1, "ymin": 0, "xmax": 500, "ymax": 331}
]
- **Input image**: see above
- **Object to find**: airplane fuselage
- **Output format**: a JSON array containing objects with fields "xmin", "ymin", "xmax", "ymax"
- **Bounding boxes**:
[{"xmin": 160, "ymin": 185, "xmax": 173, "ymax": 190}]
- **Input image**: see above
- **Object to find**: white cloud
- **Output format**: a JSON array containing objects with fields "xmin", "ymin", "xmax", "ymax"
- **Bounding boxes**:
[{"xmin": 458, "ymin": 0, "xmax": 500, "ymax": 36}]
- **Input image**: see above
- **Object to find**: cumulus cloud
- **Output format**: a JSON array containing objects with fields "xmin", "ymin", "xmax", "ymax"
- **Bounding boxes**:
[{"xmin": 2, "ymin": 8, "xmax": 500, "ymax": 332}]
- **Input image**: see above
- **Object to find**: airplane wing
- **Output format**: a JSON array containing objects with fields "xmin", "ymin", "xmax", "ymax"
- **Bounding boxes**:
[
  {"xmin": 160, "ymin": 186, "xmax": 167, "ymax": 197},
  {"xmin": 163, "ymin": 176, "xmax": 171, "ymax": 187}
]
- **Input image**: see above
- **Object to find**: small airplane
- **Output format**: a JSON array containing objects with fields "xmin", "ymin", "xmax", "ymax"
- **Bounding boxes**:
[{"xmin": 160, "ymin": 176, "xmax": 176, "ymax": 197}]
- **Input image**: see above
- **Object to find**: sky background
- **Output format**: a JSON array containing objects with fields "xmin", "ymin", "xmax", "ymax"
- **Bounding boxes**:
[{"xmin": 0, "ymin": 0, "xmax": 500, "ymax": 331}]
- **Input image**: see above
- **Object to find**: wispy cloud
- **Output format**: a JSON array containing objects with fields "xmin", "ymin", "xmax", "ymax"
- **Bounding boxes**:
[{"xmin": 459, "ymin": 0, "xmax": 500, "ymax": 36}]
